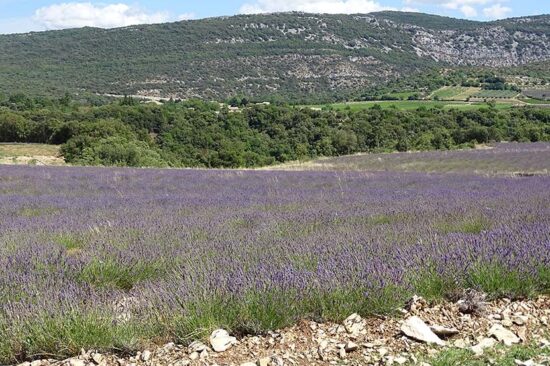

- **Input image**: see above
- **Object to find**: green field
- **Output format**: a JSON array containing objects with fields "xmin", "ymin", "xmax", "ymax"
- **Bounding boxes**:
[
  {"xmin": 431, "ymin": 86, "xmax": 478, "ymax": 100},
  {"xmin": 522, "ymin": 97, "xmax": 550, "ymax": 105},
  {"xmin": 308, "ymin": 100, "xmax": 515, "ymax": 111}
]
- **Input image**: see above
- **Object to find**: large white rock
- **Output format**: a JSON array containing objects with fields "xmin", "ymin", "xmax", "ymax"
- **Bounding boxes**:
[
  {"xmin": 210, "ymin": 329, "xmax": 237, "ymax": 352},
  {"xmin": 400, "ymin": 316, "xmax": 446, "ymax": 346},
  {"xmin": 489, "ymin": 324, "xmax": 521, "ymax": 346}
]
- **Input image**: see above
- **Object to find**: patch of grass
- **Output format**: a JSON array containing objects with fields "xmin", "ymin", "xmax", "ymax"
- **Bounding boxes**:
[
  {"xmin": 436, "ymin": 215, "xmax": 491, "ymax": 234},
  {"xmin": 311, "ymin": 286, "xmax": 409, "ymax": 320},
  {"xmin": 522, "ymin": 97, "xmax": 550, "ymax": 105},
  {"xmin": 1, "ymin": 311, "xmax": 157, "ymax": 363},
  {"xmin": 425, "ymin": 343, "xmax": 550, "ymax": 366},
  {"xmin": 78, "ymin": 259, "xmax": 166, "ymax": 291},
  {"xmin": 428, "ymin": 348, "xmax": 486, "ymax": 366},
  {"xmin": 368, "ymin": 214, "xmax": 393, "ymax": 225},
  {"xmin": 412, "ymin": 269, "xmax": 459, "ymax": 301},
  {"xmin": 171, "ymin": 292, "xmax": 297, "ymax": 343},
  {"xmin": 432, "ymin": 86, "xmax": 475, "ymax": 100},
  {"xmin": 171, "ymin": 286, "xmax": 409, "ymax": 345},
  {"xmin": 467, "ymin": 263, "xmax": 538, "ymax": 299},
  {"xmin": 55, "ymin": 234, "xmax": 85, "ymax": 251},
  {"xmin": 18, "ymin": 207, "xmax": 59, "ymax": 218}
]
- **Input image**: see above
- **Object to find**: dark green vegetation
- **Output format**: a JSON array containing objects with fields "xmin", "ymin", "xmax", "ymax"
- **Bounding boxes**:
[
  {"xmin": 1, "ymin": 94, "xmax": 549, "ymax": 168},
  {"xmin": 0, "ymin": 12, "xmax": 548, "ymax": 102}
]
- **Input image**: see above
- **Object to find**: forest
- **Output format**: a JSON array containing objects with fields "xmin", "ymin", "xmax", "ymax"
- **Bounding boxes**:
[{"xmin": 0, "ymin": 93, "xmax": 549, "ymax": 168}]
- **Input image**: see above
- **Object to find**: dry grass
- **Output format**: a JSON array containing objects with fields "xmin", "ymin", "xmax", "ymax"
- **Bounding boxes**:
[
  {"xmin": 0, "ymin": 143, "xmax": 61, "ymax": 157},
  {"xmin": 0, "ymin": 144, "xmax": 65, "ymax": 166},
  {"xmin": 260, "ymin": 143, "xmax": 550, "ymax": 176}
]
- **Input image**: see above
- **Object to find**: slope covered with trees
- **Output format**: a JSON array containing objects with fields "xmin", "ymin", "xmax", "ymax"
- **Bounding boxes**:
[
  {"xmin": 0, "ymin": 12, "xmax": 548, "ymax": 102},
  {"xmin": 0, "ymin": 94, "xmax": 549, "ymax": 168}
]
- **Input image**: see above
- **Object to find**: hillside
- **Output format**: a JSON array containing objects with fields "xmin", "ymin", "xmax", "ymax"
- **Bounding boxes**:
[{"xmin": 0, "ymin": 11, "xmax": 549, "ymax": 102}]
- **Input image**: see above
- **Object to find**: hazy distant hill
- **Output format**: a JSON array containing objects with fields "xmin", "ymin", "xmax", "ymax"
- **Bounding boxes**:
[{"xmin": 0, "ymin": 11, "xmax": 548, "ymax": 102}]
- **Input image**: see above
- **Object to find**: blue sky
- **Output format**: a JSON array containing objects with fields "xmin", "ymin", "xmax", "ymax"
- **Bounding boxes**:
[{"xmin": 0, "ymin": 0, "xmax": 548, "ymax": 34}]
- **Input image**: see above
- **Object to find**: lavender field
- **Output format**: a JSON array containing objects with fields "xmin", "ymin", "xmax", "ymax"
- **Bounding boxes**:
[
  {"xmin": 1, "ymin": 161, "xmax": 549, "ymax": 362},
  {"xmin": 275, "ymin": 142, "xmax": 550, "ymax": 175}
]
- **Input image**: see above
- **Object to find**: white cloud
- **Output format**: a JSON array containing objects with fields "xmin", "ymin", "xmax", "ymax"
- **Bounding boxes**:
[
  {"xmin": 239, "ymin": 0, "xmax": 395, "ymax": 14},
  {"xmin": 403, "ymin": 0, "xmax": 514, "ymax": 19},
  {"xmin": 405, "ymin": 0, "xmax": 493, "ymax": 5},
  {"xmin": 34, "ymin": 2, "xmax": 170, "ymax": 30},
  {"xmin": 483, "ymin": 3, "xmax": 511, "ymax": 18},
  {"xmin": 460, "ymin": 5, "xmax": 478, "ymax": 16}
]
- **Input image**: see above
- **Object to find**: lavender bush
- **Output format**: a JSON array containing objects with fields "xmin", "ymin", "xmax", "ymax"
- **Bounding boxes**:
[{"xmin": 0, "ymin": 162, "xmax": 549, "ymax": 362}]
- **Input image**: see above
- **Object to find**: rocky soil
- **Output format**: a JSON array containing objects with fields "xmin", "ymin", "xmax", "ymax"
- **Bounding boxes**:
[{"xmin": 17, "ymin": 294, "xmax": 549, "ymax": 366}]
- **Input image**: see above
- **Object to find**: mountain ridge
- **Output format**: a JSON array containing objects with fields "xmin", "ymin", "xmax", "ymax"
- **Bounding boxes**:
[{"xmin": 0, "ymin": 11, "xmax": 548, "ymax": 102}]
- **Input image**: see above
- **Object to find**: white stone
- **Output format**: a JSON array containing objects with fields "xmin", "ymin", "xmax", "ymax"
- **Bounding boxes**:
[
  {"xmin": 68, "ymin": 359, "xmax": 87, "ymax": 366},
  {"xmin": 430, "ymin": 324, "xmax": 459, "ymax": 336},
  {"xmin": 140, "ymin": 350, "xmax": 151, "ymax": 362},
  {"xmin": 345, "ymin": 341, "xmax": 358, "ymax": 352},
  {"xmin": 92, "ymin": 353, "xmax": 104, "ymax": 365},
  {"xmin": 471, "ymin": 337, "xmax": 497, "ymax": 356},
  {"xmin": 400, "ymin": 316, "xmax": 445, "ymax": 346},
  {"xmin": 210, "ymin": 329, "xmax": 237, "ymax": 352},
  {"xmin": 343, "ymin": 313, "xmax": 364, "ymax": 334},
  {"xmin": 453, "ymin": 339, "xmax": 468, "ymax": 349},
  {"xmin": 270, "ymin": 355, "xmax": 284, "ymax": 366},
  {"xmin": 188, "ymin": 340, "xmax": 207, "ymax": 353},
  {"xmin": 489, "ymin": 324, "xmax": 521, "ymax": 346},
  {"xmin": 515, "ymin": 360, "xmax": 536, "ymax": 366},
  {"xmin": 199, "ymin": 349, "xmax": 208, "ymax": 359},
  {"xmin": 395, "ymin": 356, "xmax": 408, "ymax": 365},
  {"xmin": 513, "ymin": 316, "xmax": 528, "ymax": 326}
]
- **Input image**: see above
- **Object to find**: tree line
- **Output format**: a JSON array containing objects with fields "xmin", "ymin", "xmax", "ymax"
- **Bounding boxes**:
[{"xmin": 0, "ymin": 94, "xmax": 549, "ymax": 168}]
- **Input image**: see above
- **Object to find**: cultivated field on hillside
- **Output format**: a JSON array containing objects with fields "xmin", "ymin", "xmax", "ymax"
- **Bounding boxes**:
[
  {"xmin": 1, "ymin": 151, "xmax": 549, "ymax": 362},
  {"xmin": 430, "ymin": 86, "xmax": 481, "ymax": 101},
  {"xmin": 523, "ymin": 88, "xmax": 550, "ymax": 101},
  {"xmin": 271, "ymin": 143, "xmax": 550, "ymax": 175},
  {"xmin": 473, "ymin": 90, "xmax": 520, "ymax": 99},
  {"xmin": 308, "ymin": 100, "xmax": 516, "ymax": 111}
]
